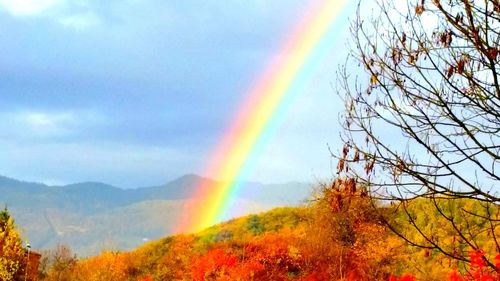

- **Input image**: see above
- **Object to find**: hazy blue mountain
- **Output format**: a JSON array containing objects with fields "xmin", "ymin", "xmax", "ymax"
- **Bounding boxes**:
[{"xmin": 0, "ymin": 174, "xmax": 312, "ymax": 256}]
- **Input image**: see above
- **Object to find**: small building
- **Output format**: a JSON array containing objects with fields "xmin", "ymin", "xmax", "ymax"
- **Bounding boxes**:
[{"xmin": 21, "ymin": 250, "xmax": 42, "ymax": 281}]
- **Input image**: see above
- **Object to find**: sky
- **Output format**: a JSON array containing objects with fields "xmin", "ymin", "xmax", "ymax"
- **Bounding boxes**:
[{"xmin": 0, "ymin": 0, "xmax": 356, "ymax": 188}]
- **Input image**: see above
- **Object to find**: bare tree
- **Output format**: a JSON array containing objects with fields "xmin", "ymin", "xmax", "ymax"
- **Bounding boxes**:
[
  {"xmin": 336, "ymin": 0, "xmax": 500, "ymax": 267},
  {"xmin": 39, "ymin": 244, "xmax": 76, "ymax": 281}
]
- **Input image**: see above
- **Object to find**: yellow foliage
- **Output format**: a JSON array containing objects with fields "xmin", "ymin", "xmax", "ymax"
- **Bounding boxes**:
[
  {"xmin": 71, "ymin": 252, "xmax": 129, "ymax": 281},
  {"xmin": 0, "ymin": 209, "xmax": 24, "ymax": 281}
]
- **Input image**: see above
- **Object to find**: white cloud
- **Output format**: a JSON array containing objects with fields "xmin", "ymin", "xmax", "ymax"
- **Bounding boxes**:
[
  {"xmin": 0, "ymin": 0, "xmax": 62, "ymax": 16},
  {"xmin": 13, "ymin": 111, "xmax": 76, "ymax": 137},
  {"xmin": 22, "ymin": 111, "xmax": 73, "ymax": 127},
  {"xmin": 0, "ymin": 110, "xmax": 107, "ymax": 140},
  {"xmin": 58, "ymin": 11, "xmax": 99, "ymax": 29},
  {"xmin": 0, "ymin": 0, "xmax": 101, "ymax": 30}
]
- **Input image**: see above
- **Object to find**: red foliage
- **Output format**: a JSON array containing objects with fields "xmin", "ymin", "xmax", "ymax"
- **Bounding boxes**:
[
  {"xmin": 395, "ymin": 249, "xmax": 500, "ymax": 281},
  {"xmin": 470, "ymin": 250, "xmax": 486, "ymax": 268},
  {"xmin": 229, "ymin": 259, "xmax": 265, "ymax": 279},
  {"xmin": 189, "ymin": 231, "xmax": 311, "ymax": 280},
  {"xmin": 495, "ymin": 254, "xmax": 500, "ymax": 269},
  {"xmin": 389, "ymin": 274, "xmax": 416, "ymax": 281},
  {"xmin": 449, "ymin": 270, "xmax": 464, "ymax": 281},
  {"xmin": 460, "ymin": 249, "xmax": 498, "ymax": 281},
  {"xmin": 191, "ymin": 248, "xmax": 238, "ymax": 281},
  {"xmin": 300, "ymin": 272, "xmax": 330, "ymax": 281}
]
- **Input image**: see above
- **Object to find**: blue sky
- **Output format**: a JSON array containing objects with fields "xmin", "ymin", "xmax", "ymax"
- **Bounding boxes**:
[{"xmin": 0, "ymin": 0, "xmax": 355, "ymax": 187}]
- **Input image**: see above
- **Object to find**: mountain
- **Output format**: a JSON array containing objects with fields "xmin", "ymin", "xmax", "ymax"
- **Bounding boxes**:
[{"xmin": 0, "ymin": 174, "xmax": 312, "ymax": 256}]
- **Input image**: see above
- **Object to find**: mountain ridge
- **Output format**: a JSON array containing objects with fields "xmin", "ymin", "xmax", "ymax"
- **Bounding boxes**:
[{"xmin": 1, "ymin": 173, "xmax": 312, "ymax": 255}]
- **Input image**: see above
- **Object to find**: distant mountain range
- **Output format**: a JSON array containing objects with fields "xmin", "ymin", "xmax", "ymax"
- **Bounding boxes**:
[{"xmin": 0, "ymin": 174, "xmax": 312, "ymax": 256}]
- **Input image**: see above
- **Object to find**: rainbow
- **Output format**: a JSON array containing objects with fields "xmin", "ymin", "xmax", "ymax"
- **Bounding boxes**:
[{"xmin": 177, "ymin": 0, "xmax": 349, "ymax": 233}]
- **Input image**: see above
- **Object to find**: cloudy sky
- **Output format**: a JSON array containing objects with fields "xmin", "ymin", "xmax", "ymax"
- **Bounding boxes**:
[{"xmin": 0, "ymin": 0, "xmax": 356, "ymax": 187}]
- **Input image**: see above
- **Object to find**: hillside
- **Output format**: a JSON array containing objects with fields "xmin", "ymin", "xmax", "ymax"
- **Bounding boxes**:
[
  {"xmin": 38, "ymin": 184, "xmax": 407, "ymax": 281},
  {"xmin": 38, "ymin": 182, "xmax": 500, "ymax": 281},
  {"xmin": 0, "ymin": 174, "xmax": 312, "ymax": 255},
  {"xmin": 39, "ymin": 207, "xmax": 318, "ymax": 281}
]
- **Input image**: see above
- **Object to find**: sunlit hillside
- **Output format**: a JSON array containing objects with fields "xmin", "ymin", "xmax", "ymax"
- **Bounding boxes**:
[{"xmin": 33, "ymin": 180, "xmax": 500, "ymax": 281}]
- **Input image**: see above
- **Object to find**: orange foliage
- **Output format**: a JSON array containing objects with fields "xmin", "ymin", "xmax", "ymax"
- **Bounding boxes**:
[
  {"xmin": 70, "ymin": 252, "xmax": 130, "ymax": 281},
  {"xmin": 40, "ymin": 179, "xmax": 407, "ymax": 281},
  {"xmin": 155, "ymin": 235, "xmax": 196, "ymax": 279},
  {"xmin": 303, "ymin": 178, "xmax": 402, "ymax": 280}
]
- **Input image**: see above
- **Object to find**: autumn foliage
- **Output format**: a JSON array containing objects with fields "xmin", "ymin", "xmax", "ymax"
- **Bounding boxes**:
[
  {"xmin": 447, "ymin": 250, "xmax": 500, "ymax": 281},
  {"xmin": 0, "ymin": 208, "xmax": 30, "ymax": 281},
  {"xmin": 38, "ymin": 179, "xmax": 407, "ymax": 280},
  {"xmin": 7, "ymin": 178, "xmax": 500, "ymax": 281}
]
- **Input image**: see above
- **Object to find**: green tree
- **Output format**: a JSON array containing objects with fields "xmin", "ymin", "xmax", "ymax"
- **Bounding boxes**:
[{"xmin": 0, "ymin": 208, "xmax": 24, "ymax": 280}]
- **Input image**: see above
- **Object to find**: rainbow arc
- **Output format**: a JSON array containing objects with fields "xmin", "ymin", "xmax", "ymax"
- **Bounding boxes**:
[{"xmin": 177, "ymin": 0, "xmax": 349, "ymax": 234}]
